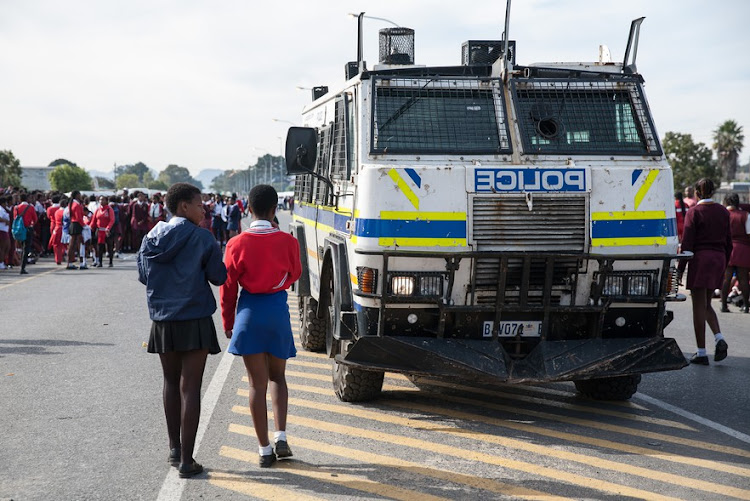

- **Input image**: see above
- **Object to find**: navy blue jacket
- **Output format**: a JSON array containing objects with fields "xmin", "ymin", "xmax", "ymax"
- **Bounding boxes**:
[{"xmin": 138, "ymin": 217, "xmax": 227, "ymax": 321}]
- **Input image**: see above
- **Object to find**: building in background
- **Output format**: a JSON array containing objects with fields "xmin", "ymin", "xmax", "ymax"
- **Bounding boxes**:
[{"xmin": 21, "ymin": 166, "xmax": 54, "ymax": 190}]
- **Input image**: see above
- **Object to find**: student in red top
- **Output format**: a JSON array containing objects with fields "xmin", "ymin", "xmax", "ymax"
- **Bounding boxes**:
[
  {"xmin": 46, "ymin": 195, "xmax": 61, "ymax": 254},
  {"xmin": 677, "ymin": 178, "xmax": 732, "ymax": 365},
  {"xmin": 66, "ymin": 190, "xmax": 85, "ymax": 270},
  {"xmin": 131, "ymin": 191, "xmax": 150, "ymax": 250},
  {"xmin": 90, "ymin": 196, "xmax": 116, "ymax": 267},
  {"xmin": 674, "ymin": 191, "xmax": 688, "ymax": 243},
  {"xmin": 51, "ymin": 198, "xmax": 68, "ymax": 265},
  {"xmin": 13, "ymin": 193, "xmax": 38, "ymax": 275},
  {"xmin": 220, "ymin": 184, "xmax": 301, "ymax": 468}
]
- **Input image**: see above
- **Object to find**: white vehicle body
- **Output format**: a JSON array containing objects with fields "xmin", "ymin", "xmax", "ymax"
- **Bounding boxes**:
[{"xmin": 286, "ymin": 24, "xmax": 687, "ymax": 401}]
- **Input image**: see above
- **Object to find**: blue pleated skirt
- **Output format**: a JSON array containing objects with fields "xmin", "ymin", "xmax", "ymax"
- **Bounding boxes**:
[{"xmin": 228, "ymin": 290, "xmax": 296, "ymax": 359}]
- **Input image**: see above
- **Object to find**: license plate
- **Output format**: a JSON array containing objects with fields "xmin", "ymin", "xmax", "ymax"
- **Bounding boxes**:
[{"xmin": 482, "ymin": 320, "xmax": 542, "ymax": 338}]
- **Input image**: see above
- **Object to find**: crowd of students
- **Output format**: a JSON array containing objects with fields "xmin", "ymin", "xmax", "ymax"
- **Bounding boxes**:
[{"xmin": 0, "ymin": 187, "xmax": 253, "ymax": 274}]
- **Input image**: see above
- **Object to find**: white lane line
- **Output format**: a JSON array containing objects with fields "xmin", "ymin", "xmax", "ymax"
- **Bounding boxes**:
[
  {"xmin": 635, "ymin": 392, "xmax": 750, "ymax": 445},
  {"xmin": 156, "ymin": 349, "xmax": 235, "ymax": 501}
]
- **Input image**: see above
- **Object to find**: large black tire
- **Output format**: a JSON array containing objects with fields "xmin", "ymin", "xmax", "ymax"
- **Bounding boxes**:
[
  {"xmin": 298, "ymin": 296, "xmax": 326, "ymax": 352},
  {"xmin": 333, "ymin": 341, "xmax": 384, "ymax": 402},
  {"xmin": 574, "ymin": 374, "xmax": 641, "ymax": 401}
]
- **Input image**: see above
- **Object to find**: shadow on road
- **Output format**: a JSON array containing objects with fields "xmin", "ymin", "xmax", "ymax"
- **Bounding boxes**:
[{"xmin": 0, "ymin": 338, "xmax": 114, "ymax": 357}]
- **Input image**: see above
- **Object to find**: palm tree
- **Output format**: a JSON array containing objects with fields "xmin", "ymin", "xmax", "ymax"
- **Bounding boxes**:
[{"xmin": 713, "ymin": 120, "xmax": 744, "ymax": 181}]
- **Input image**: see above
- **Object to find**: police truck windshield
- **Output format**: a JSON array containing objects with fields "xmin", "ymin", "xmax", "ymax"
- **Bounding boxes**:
[
  {"xmin": 512, "ymin": 78, "xmax": 661, "ymax": 156},
  {"xmin": 372, "ymin": 78, "xmax": 511, "ymax": 155}
]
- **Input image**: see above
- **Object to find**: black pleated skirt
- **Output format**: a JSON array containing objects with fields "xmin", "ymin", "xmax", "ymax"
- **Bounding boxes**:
[{"xmin": 148, "ymin": 316, "xmax": 221, "ymax": 354}]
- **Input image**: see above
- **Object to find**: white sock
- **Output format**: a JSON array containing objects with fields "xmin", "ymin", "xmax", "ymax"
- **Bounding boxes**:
[
  {"xmin": 714, "ymin": 333, "xmax": 724, "ymax": 343},
  {"xmin": 697, "ymin": 348, "xmax": 707, "ymax": 357},
  {"xmin": 274, "ymin": 431, "xmax": 287, "ymax": 443},
  {"xmin": 259, "ymin": 444, "xmax": 273, "ymax": 456}
]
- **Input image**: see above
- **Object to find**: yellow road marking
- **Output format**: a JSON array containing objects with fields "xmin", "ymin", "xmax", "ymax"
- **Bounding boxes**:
[
  {"xmin": 410, "ymin": 377, "xmax": 694, "ymax": 430},
  {"xmin": 209, "ymin": 471, "xmax": 325, "ymax": 500},
  {"xmin": 228, "ymin": 428, "xmax": 572, "ymax": 501},
  {"xmin": 288, "ymin": 359, "xmax": 332, "ymax": 370},
  {"xmin": 294, "ymin": 350, "xmax": 330, "ymax": 360},
  {"xmin": 220, "ymin": 445, "xmax": 452, "ymax": 501},
  {"xmin": 254, "ymin": 393, "xmax": 750, "ymax": 499},
  {"xmin": 277, "ymin": 383, "xmax": 750, "ymax": 483},
  {"xmin": 634, "ymin": 170, "xmax": 660, "ymax": 210},
  {"xmin": 230, "ymin": 406, "xmax": 681, "ymax": 501},
  {"xmin": 382, "ymin": 390, "xmax": 750, "ymax": 481},
  {"xmin": 381, "ymin": 383, "xmax": 750, "ymax": 460},
  {"xmin": 0, "ymin": 268, "xmax": 60, "ymax": 290}
]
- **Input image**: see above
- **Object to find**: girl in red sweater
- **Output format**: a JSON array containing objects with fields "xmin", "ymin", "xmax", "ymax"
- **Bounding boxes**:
[{"xmin": 220, "ymin": 185, "xmax": 301, "ymax": 468}]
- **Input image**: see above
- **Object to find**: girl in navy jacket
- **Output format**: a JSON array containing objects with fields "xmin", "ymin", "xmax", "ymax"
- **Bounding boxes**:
[{"xmin": 138, "ymin": 182, "xmax": 227, "ymax": 478}]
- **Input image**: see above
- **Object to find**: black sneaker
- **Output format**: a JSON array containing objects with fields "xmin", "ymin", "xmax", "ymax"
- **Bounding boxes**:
[
  {"xmin": 690, "ymin": 353, "xmax": 709, "ymax": 365},
  {"xmin": 275, "ymin": 440, "xmax": 293, "ymax": 458},
  {"xmin": 715, "ymin": 339, "xmax": 728, "ymax": 362},
  {"xmin": 66, "ymin": 264, "xmax": 78, "ymax": 270},
  {"xmin": 178, "ymin": 461, "xmax": 203, "ymax": 478},
  {"xmin": 259, "ymin": 452, "xmax": 277, "ymax": 468},
  {"xmin": 168, "ymin": 447, "xmax": 181, "ymax": 466}
]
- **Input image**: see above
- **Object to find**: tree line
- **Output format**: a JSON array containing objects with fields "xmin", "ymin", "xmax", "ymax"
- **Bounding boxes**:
[
  {"xmin": 1, "ymin": 118, "xmax": 745, "ymax": 193},
  {"xmin": 665, "ymin": 119, "xmax": 745, "ymax": 190}
]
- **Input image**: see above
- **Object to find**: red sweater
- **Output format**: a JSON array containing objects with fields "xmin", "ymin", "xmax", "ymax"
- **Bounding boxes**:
[
  {"xmin": 90, "ymin": 206, "xmax": 115, "ymax": 231},
  {"xmin": 69, "ymin": 199, "xmax": 84, "ymax": 224},
  {"xmin": 219, "ymin": 222, "xmax": 301, "ymax": 331},
  {"xmin": 12, "ymin": 202, "xmax": 38, "ymax": 228},
  {"xmin": 47, "ymin": 205, "xmax": 60, "ymax": 234}
]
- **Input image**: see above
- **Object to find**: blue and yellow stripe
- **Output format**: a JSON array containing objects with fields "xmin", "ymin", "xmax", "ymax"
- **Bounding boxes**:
[{"xmin": 591, "ymin": 211, "xmax": 676, "ymax": 247}]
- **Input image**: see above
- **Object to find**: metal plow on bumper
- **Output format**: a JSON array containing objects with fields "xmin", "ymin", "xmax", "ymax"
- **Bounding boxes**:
[{"xmin": 335, "ymin": 335, "xmax": 688, "ymax": 384}]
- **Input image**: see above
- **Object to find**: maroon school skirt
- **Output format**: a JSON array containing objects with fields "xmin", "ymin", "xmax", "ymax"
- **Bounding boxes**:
[{"xmin": 687, "ymin": 250, "xmax": 726, "ymax": 290}]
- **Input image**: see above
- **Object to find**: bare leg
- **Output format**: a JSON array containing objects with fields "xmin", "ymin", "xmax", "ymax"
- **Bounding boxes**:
[
  {"xmin": 267, "ymin": 355, "xmax": 288, "ymax": 433},
  {"xmin": 737, "ymin": 267, "xmax": 750, "ymax": 309},
  {"xmin": 158, "ymin": 352, "xmax": 182, "ymax": 451},
  {"xmin": 242, "ymin": 353, "xmax": 270, "ymax": 446},
  {"xmin": 690, "ymin": 288, "xmax": 708, "ymax": 349},
  {"xmin": 721, "ymin": 268, "xmax": 733, "ymax": 310},
  {"xmin": 179, "ymin": 349, "xmax": 209, "ymax": 465},
  {"xmin": 704, "ymin": 288, "xmax": 721, "ymax": 336}
]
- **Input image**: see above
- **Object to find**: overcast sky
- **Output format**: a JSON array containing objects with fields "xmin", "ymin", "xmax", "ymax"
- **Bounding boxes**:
[{"xmin": 2, "ymin": 0, "xmax": 748, "ymax": 176}]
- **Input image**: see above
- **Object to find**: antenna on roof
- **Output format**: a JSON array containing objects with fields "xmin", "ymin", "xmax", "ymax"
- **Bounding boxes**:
[
  {"xmin": 502, "ymin": 0, "xmax": 512, "ymax": 81},
  {"xmin": 622, "ymin": 17, "xmax": 645, "ymax": 74}
]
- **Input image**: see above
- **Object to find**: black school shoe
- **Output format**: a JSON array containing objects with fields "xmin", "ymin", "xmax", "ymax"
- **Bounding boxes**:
[
  {"xmin": 275, "ymin": 440, "xmax": 293, "ymax": 458},
  {"xmin": 690, "ymin": 353, "xmax": 709, "ymax": 365},
  {"xmin": 715, "ymin": 339, "xmax": 728, "ymax": 362},
  {"xmin": 178, "ymin": 461, "xmax": 203, "ymax": 478},
  {"xmin": 259, "ymin": 452, "xmax": 277, "ymax": 468},
  {"xmin": 168, "ymin": 448, "xmax": 181, "ymax": 466}
]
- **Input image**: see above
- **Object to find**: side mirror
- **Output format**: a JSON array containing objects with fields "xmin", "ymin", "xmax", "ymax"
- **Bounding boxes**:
[{"xmin": 285, "ymin": 127, "xmax": 318, "ymax": 175}]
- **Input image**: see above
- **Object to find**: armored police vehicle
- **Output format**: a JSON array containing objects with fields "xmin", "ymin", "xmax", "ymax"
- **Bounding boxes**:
[{"xmin": 285, "ymin": 16, "xmax": 688, "ymax": 402}]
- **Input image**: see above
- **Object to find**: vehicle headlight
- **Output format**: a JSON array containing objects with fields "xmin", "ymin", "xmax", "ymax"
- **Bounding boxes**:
[
  {"xmin": 598, "ymin": 270, "xmax": 657, "ymax": 298},
  {"xmin": 627, "ymin": 275, "xmax": 651, "ymax": 296},
  {"xmin": 390, "ymin": 276, "xmax": 415, "ymax": 296},
  {"xmin": 419, "ymin": 275, "xmax": 443, "ymax": 296},
  {"xmin": 602, "ymin": 276, "xmax": 624, "ymax": 296}
]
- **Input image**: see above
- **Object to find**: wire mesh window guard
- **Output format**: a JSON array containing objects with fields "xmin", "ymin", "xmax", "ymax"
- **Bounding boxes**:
[
  {"xmin": 372, "ymin": 78, "xmax": 511, "ymax": 154},
  {"xmin": 294, "ymin": 170, "xmax": 314, "ymax": 203},
  {"xmin": 330, "ymin": 99, "xmax": 349, "ymax": 180},
  {"xmin": 512, "ymin": 79, "xmax": 661, "ymax": 156},
  {"xmin": 313, "ymin": 125, "xmax": 333, "ymax": 204}
]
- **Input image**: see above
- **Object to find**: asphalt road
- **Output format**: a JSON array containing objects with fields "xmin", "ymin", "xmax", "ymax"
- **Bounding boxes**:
[{"xmin": 1, "ymin": 212, "xmax": 748, "ymax": 500}]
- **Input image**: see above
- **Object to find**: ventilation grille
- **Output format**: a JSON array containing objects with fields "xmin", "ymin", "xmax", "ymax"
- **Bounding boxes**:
[{"xmin": 472, "ymin": 195, "xmax": 586, "ymax": 251}]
